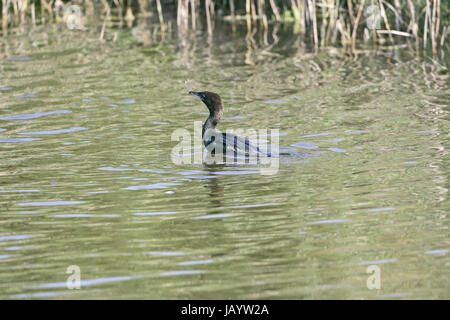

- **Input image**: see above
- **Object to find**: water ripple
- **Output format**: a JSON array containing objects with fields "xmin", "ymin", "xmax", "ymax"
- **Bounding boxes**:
[
  {"xmin": 34, "ymin": 276, "xmax": 137, "ymax": 288},
  {"xmin": 308, "ymin": 219, "xmax": 349, "ymax": 225},
  {"xmin": 301, "ymin": 132, "xmax": 335, "ymax": 138},
  {"xmin": 195, "ymin": 214, "xmax": 232, "ymax": 219},
  {"xmin": 134, "ymin": 212, "xmax": 176, "ymax": 216},
  {"xmin": 0, "ymin": 138, "xmax": 41, "ymax": 142},
  {"xmin": 159, "ymin": 270, "xmax": 204, "ymax": 276},
  {"xmin": 291, "ymin": 142, "xmax": 318, "ymax": 149},
  {"xmin": 17, "ymin": 201, "xmax": 85, "ymax": 206},
  {"xmin": 358, "ymin": 259, "xmax": 397, "ymax": 265},
  {"xmin": 19, "ymin": 127, "xmax": 87, "ymax": 135},
  {"xmin": 0, "ymin": 235, "xmax": 34, "ymax": 241},
  {"xmin": 117, "ymin": 99, "xmax": 136, "ymax": 104},
  {"xmin": 0, "ymin": 189, "xmax": 40, "ymax": 193},
  {"xmin": 146, "ymin": 251, "xmax": 185, "ymax": 256},
  {"xmin": 122, "ymin": 182, "xmax": 179, "ymax": 190},
  {"xmin": 425, "ymin": 249, "xmax": 449, "ymax": 255},
  {"xmin": 0, "ymin": 110, "xmax": 71, "ymax": 120},
  {"xmin": 178, "ymin": 260, "xmax": 213, "ymax": 266}
]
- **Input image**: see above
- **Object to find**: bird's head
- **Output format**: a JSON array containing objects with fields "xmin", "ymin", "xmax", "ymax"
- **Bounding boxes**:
[{"xmin": 189, "ymin": 91, "xmax": 223, "ymax": 119}]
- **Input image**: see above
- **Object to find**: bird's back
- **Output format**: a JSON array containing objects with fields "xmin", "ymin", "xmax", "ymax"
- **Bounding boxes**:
[{"xmin": 204, "ymin": 130, "xmax": 268, "ymax": 158}]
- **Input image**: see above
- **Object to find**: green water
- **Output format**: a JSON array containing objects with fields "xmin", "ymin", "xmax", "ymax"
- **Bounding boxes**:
[{"xmin": 0, "ymin": 22, "xmax": 449, "ymax": 299}]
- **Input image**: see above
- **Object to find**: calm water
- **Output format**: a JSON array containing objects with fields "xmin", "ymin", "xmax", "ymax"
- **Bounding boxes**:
[{"xmin": 0, "ymin": 22, "xmax": 449, "ymax": 299}]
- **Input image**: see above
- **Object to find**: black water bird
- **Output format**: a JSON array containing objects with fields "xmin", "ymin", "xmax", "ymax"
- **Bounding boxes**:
[{"xmin": 189, "ymin": 91, "xmax": 267, "ymax": 158}]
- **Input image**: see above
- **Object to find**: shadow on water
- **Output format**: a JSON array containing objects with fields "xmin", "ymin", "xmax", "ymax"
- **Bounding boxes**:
[{"xmin": 204, "ymin": 163, "xmax": 225, "ymax": 215}]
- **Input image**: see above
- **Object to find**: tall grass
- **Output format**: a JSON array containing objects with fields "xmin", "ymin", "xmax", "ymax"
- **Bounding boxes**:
[{"xmin": 0, "ymin": 0, "xmax": 448, "ymax": 55}]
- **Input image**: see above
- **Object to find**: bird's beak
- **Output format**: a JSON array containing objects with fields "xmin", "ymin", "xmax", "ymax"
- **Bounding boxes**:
[{"xmin": 189, "ymin": 91, "xmax": 202, "ymax": 100}]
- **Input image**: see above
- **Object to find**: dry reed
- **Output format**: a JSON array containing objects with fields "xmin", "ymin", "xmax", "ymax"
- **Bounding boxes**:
[{"xmin": 0, "ymin": 0, "xmax": 447, "ymax": 56}]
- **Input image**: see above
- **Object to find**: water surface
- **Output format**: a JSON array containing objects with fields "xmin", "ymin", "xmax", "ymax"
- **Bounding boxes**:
[{"xmin": 0, "ymin": 23, "xmax": 449, "ymax": 299}]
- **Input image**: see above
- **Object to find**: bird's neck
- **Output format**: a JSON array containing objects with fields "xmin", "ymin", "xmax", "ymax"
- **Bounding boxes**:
[{"xmin": 202, "ymin": 109, "xmax": 222, "ymax": 137}]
